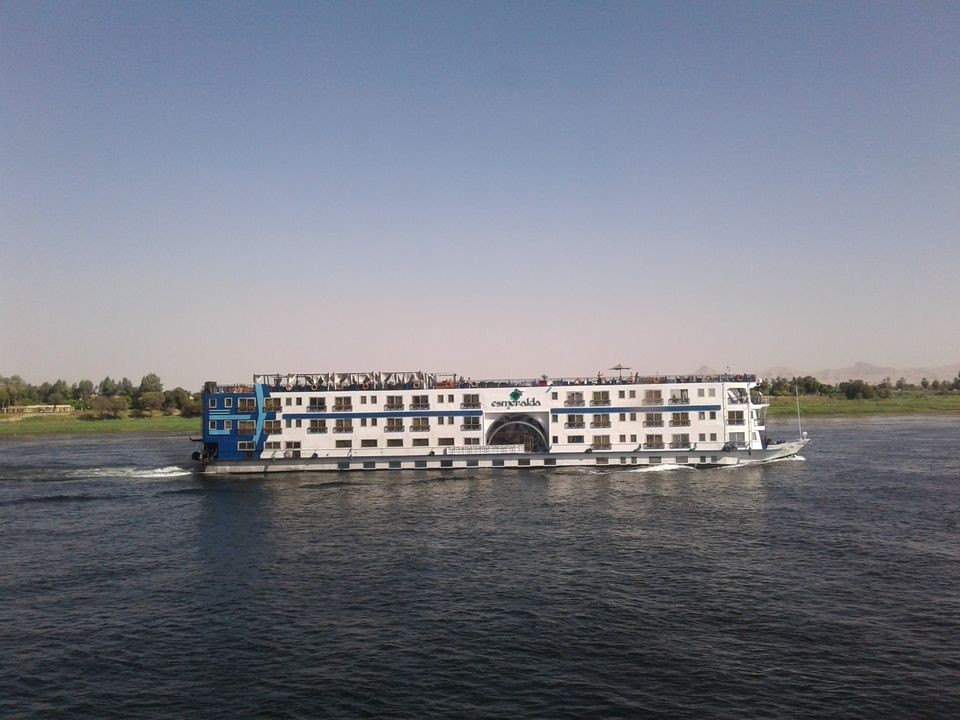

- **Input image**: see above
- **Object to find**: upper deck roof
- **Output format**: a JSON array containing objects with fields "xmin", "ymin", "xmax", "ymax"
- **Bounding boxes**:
[{"xmin": 205, "ymin": 371, "xmax": 758, "ymax": 394}]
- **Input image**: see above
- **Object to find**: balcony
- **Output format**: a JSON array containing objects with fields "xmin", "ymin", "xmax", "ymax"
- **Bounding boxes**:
[
  {"xmin": 727, "ymin": 419, "xmax": 746, "ymax": 426},
  {"xmin": 590, "ymin": 421, "xmax": 611, "ymax": 429},
  {"xmin": 237, "ymin": 404, "xmax": 257, "ymax": 413},
  {"xmin": 669, "ymin": 441, "xmax": 690, "ymax": 449},
  {"xmin": 564, "ymin": 422, "xmax": 585, "ymax": 429},
  {"xmin": 333, "ymin": 427, "xmax": 353, "ymax": 433},
  {"xmin": 384, "ymin": 403, "xmax": 404, "ymax": 410},
  {"xmin": 307, "ymin": 427, "xmax": 328, "ymax": 434},
  {"xmin": 728, "ymin": 396, "xmax": 749, "ymax": 405},
  {"xmin": 669, "ymin": 397, "xmax": 690, "ymax": 405},
  {"xmin": 590, "ymin": 399, "xmax": 611, "ymax": 406},
  {"xmin": 564, "ymin": 399, "xmax": 585, "ymax": 407},
  {"xmin": 410, "ymin": 403, "xmax": 431, "ymax": 411},
  {"xmin": 591, "ymin": 443, "xmax": 612, "ymax": 450},
  {"xmin": 643, "ymin": 397, "xmax": 663, "ymax": 405},
  {"xmin": 460, "ymin": 402, "xmax": 481, "ymax": 409},
  {"xmin": 263, "ymin": 404, "xmax": 281, "ymax": 413},
  {"xmin": 237, "ymin": 426, "xmax": 256, "ymax": 436},
  {"xmin": 643, "ymin": 442, "xmax": 665, "ymax": 449},
  {"xmin": 306, "ymin": 404, "xmax": 327, "ymax": 412},
  {"xmin": 332, "ymin": 404, "xmax": 353, "ymax": 412},
  {"xmin": 669, "ymin": 420, "xmax": 691, "ymax": 427},
  {"xmin": 643, "ymin": 420, "xmax": 664, "ymax": 427},
  {"xmin": 460, "ymin": 424, "xmax": 481, "ymax": 432},
  {"xmin": 410, "ymin": 426, "xmax": 431, "ymax": 432},
  {"xmin": 384, "ymin": 426, "xmax": 405, "ymax": 432}
]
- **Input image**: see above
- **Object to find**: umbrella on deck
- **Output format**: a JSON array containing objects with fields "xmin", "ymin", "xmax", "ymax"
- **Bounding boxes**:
[{"xmin": 609, "ymin": 363, "xmax": 631, "ymax": 379}]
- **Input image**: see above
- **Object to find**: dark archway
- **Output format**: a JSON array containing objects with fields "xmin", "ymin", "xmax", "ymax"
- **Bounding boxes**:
[{"xmin": 486, "ymin": 414, "xmax": 548, "ymax": 452}]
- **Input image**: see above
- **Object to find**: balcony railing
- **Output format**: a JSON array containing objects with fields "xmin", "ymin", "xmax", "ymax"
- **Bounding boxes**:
[
  {"xmin": 591, "ymin": 443, "xmax": 612, "ymax": 450},
  {"xmin": 333, "ymin": 427, "xmax": 353, "ymax": 433},
  {"xmin": 727, "ymin": 419, "xmax": 746, "ymax": 425},
  {"xmin": 564, "ymin": 399, "xmax": 585, "ymax": 407},
  {"xmin": 564, "ymin": 422, "xmax": 585, "ymax": 429},
  {"xmin": 643, "ymin": 442, "xmax": 665, "ymax": 449},
  {"xmin": 384, "ymin": 426, "xmax": 405, "ymax": 432},
  {"xmin": 384, "ymin": 403, "xmax": 404, "ymax": 410},
  {"xmin": 590, "ymin": 422, "xmax": 611, "ymax": 429},
  {"xmin": 590, "ymin": 399, "xmax": 611, "ymax": 406},
  {"xmin": 410, "ymin": 403, "xmax": 430, "ymax": 411},
  {"xmin": 332, "ymin": 404, "xmax": 353, "ymax": 411},
  {"xmin": 460, "ymin": 424, "xmax": 481, "ymax": 431},
  {"xmin": 263, "ymin": 404, "xmax": 281, "ymax": 412},
  {"xmin": 306, "ymin": 404, "xmax": 327, "ymax": 412},
  {"xmin": 643, "ymin": 420, "xmax": 664, "ymax": 427},
  {"xmin": 669, "ymin": 397, "xmax": 690, "ymax": 405},
  {"xmin": 237, "ymin": 404, "xmax": 257, "ymax": 413},
  {"xmin": 669, "ymin": 420, "xmax": 691, "ymax": 427},
  {"xmin": 307, "ymin": 427, "xmax": 328, "ymax": 434},
  {"xmin": 410, "ymin": 426, "xmax": 431, "ymax": 432},
  {"xmin": 237, "ymin": 426, "xmax": 256, "ymax": 435},
  {"xmin": 670, "ymin": 441, "xmax": 690, "ymax": 449},
  {"xmin": 728, "ymin": 396, "xmax": 749, "ymax": 404},
  {"xmin": 643, "ymin": 397, "xmax": 663, "ymax": 405},
  {"xmin": 460, "ymin": 402, "xmax": 481, "ymax": 409}
]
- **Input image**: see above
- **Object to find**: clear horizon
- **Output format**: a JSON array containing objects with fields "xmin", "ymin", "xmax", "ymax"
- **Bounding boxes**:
[{"xmin": 2, "ymin": 1, "xmax": 958, "ymax": 390}]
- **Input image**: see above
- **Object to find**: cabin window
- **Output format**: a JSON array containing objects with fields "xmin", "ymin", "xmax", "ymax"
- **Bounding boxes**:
[
  {"xmin": 361, "ymin": 396, "xmax": 367, "ymax": 404},
  {"xmin": 308, "ymin": 397, "xmax": 326, "ymax": 410},
  {"xmin": 619, "ymin": 413, "xmax": 626, "ymax": 421},
  {"xmin": 334, "ymin": 396, "xmax": 352, "ymax": 411},
  {"xmin": 389, "ymin": 461, "xmax": 401, "ymax": 469},
  {"xmin": 411, "ymin": 417, "xmax": 430, "ymax": 431},
  {"xmin": 224, "ymin": 420, "xmax": 232, "ymax": 430},
  {"xmin": 591, "ymin": 414, "xmax": 610, "ymax": 428},
  {"xmin": 438, "ymin": 438, "xmax": 454, "ymax": 446},
  {"xmin": 265, "ymin": 441, "xmax": 280, "ymax": 450},
  {"xmin": 565, "ymin": 391, "xmax": 584, "ymax": 407},
  {"xmin": 336, "ymin": 440, "xmax": 352, "ymax": 448},
  {"xmin": 361, "ymin": 439, "xmax": 378, "ymax": 448},
  {"xmin": 709, "ymin": 388, "xmax": 716, "ymax": 397},
  {"xmin": 386, "ymin": 418, "xmax": 404, "ymax": 432},
  {"xmin": 238, "ymin": 398, "xmax": 256, "ymax": 411},
  {"xmin": 710, "ymin": 433, "xmax": 717, "ymax": 441},
  {"xmin": 411, "ymin": 395, "xmax": 429, "ymax": 409},
  {"xmin": 363, "ymin": 462, "xmax": 376, "ymax": 469},
  {"xmin": 463, "ymin": 437, "xmax": 480, "ymax": 445},
  {"xmin": 630, "ymin": 434, "xmax": 637, "ymax": 442},
  {"xmin": 618, "ymin": 390, "xmax": 625, "ymax": 399},
  {"xmin": 238, "ymin": 421, "xmax": 255, "ymax": 434},
  {"xmin": 370, "ymin": 395, "xmax": 377, "ymax": 403},
  {"xmin": 492, "ymin": 459, "xmax": 504, "ymax": 467},
  {"xmin": 645, "ymin": 434, "xmax": 663, "ymax": 448},
  {"xmin": 284, "ymin": 441, "xmax": 301, "ymax": 449},
  {"xmin": 237, "ymin": 441, "xmax": 254, "ymax": 451},
  {"xmin": 551, "ymin": 392, "xmax": 558, "ymax": 400},
  {"xmin": 387, "ymin": 438, "xmax": 403, "ymax": 447},
  {"xmin": 308, "ymin": 420, "xmax": 326, "ymax": 433},
  {"xmin": 595, "ymin": 457, "xmax": 608, "ymax": 465},
  {"xmin": 629, "ymin": 390, "xmax": 636, "ymax": 398},
  {"xmin": 591, "ymin": 391, "xmax": 610, "ymax": 406},
  {"xmin": 295, "ymin": 419, "xmax": 301, "ymax": 428},
  {"xmin": 360, "ymin": 418, "xmax": 367, "ymax": 427},
  {"xmin": 467, "ymin": 460, "xmax": 479, "ymax": 467},
  {"xmin": 334, "ymin": 419, "xmax": 353, "ymax": 433},
  {"xmin": 461, "ymin": 394, "xmax": 480, "ymax": 408},
  {"xmin": 518, "ymin": 459, "xmax": 530, "ymax": 466},
  {"xmin": 567, "ymin": 435, "xmax": 584, "ymax": 444},
  {"xmin": 649, "ymin": 456, "xmax": 661, "ymax": 465},
  {"xmin": 565, "ymin": 414, "xmax": 584, "ymax": 428},
  {"xmin": 208, "ymin": 420, "xmax": 216, "ymax": 430},
  {"xmin": 619, "ymin": 435, "xmax": 626, "ymax": 443},
  {"xmin": 462, "ymin": 417, "xmax": 480, "ymax": 431},
  {"xmin": 698, "ymin": 388, "xmax": 705, "ymax": 397},
  {"xmin": 592, "ymin": 435, "xmax": 611, "ymax": 449},
  {"xmin": 412, "ymin": 438, "xmax": 429, "ymax": 447},
  {"xmin": 224, "ymin": 398, "xmax": 233, "ymax": 408},
  {"xmin": 285, "ymin": 397, "xmax": 292, "ymax": 406},
  {"xmin": 208, "ymin": 398, "xmax": 216, "ymax": 408},
  {"xmin": 710, "ymin": 411, "xmax": 717, "ymax": 419},
  {"xmin": 295, "ymin": 397, "xmax": 302, "ymax": 406},
  {"xmin": 552, "ymin": 436, "xmax": 559, "ymax": 444},
  {"xmin": 385, "ymin": 395, "xmax": 404, "ymax": 409},
  {"xmin": 263, "ymin": 398, "xmax": 281, "ymax": 411}
]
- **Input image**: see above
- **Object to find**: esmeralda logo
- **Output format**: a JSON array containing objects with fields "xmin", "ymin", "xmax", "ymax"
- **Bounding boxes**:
[{"xmin": 490, "ymin": 388, "xmax": 542, "ymax": 408}]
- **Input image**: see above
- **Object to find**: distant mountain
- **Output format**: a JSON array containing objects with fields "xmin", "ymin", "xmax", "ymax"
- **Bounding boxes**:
[{"xmin": 758, "ymin": 361, "xmax": 960, "ymax": 384}]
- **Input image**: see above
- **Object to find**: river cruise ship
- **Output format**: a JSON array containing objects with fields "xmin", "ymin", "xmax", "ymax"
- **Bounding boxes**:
[{"xmin": 193, "ymin": 370, "xmax": 808, "ymax": 474}]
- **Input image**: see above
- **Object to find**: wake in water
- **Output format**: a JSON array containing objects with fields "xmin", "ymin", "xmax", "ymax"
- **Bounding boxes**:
[{"xmin": 65, "ymin": 465, "xmax": 194, "ymax": 479}]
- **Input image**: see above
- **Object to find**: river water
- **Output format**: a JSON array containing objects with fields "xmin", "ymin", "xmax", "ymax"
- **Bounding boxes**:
[{"xmin": 1, "ymin": 417, "xmax": 958, "ymax": 719}]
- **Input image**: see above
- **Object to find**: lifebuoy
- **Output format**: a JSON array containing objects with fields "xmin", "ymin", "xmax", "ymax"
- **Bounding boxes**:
[
  {"xmin": 470, "ymin": 381, "xmax": 478, "ymax": 388},
  {"xmin": 311, "ymin": 384, "xmax": 318, "ymax": 391},
  {"xmin": 413, "ymin": 380, "xmax": 422, "ymax": 389},
  {"xmin": 361, "ymin": 382, "xmax": 370, "ymax": 390},
  {"xmin": 735, "ymin": 375, "xmax": 743, "ymax": 381},
  {"xmin": 705, "ymin": 375, "xmax": 714, "ymax": 382},
  {"xmin": 285, "ymin": 385, "xmax": 292, "ymax": 391}
]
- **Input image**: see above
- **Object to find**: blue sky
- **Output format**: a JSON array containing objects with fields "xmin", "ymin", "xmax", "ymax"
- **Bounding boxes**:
[{"xmin": 2, "ymin": 1, "xmax": 958, "ymax": 388}]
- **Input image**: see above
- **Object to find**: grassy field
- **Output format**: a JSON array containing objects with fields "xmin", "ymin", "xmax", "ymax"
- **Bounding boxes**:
[
  {"xmin": 0, "ymin": 413, "xmax": 201, "ymax": 438},
  {"xmin": 767, "ymin": 394, "xmax": 960, "ymax": 416}
]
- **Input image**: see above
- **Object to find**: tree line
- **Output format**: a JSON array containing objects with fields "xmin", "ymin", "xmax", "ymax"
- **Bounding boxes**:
[
  {"xmin": 760, "ymin": 373, "xmax": 960, "ymax": 400},
  {"xmin": 0, "ymin": 373, "xmax": 201, "ymax": 418}
]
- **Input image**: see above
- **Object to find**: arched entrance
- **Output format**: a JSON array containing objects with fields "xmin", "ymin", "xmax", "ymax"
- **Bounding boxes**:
[{"xmin": 486, "ymin": 414, "xmax": 548, "ymax": 451}]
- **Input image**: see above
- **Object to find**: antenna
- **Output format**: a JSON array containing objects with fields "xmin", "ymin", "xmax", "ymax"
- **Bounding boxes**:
[{"xmin": 795, "ymin": 383, "xmax": 803, "ymax": 439}]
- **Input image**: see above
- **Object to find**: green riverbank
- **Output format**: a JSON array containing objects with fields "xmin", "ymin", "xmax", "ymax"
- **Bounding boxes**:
[
  {"xmin": 0, "ymin": 413, "xmax": 200, "ymax": 438},
  {"xmin": 767, "ymin": 394, "xmax": 960, "ymax": 416}
]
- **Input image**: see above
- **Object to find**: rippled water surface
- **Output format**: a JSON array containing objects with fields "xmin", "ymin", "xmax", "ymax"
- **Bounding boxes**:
[{"xmin": 2, "ymin": 418, "xmax": 959, "ymax": 719}]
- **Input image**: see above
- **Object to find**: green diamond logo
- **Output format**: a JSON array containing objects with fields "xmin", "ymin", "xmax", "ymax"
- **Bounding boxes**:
[{"xmin": 510, "ymin": 388, "xmax": 522, "ymax": 401}]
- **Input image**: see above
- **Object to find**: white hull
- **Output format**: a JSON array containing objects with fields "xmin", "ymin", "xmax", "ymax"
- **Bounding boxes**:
[{"xmin": 202, "ymin": 439, "xmax": 808, "ymax": 475}]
